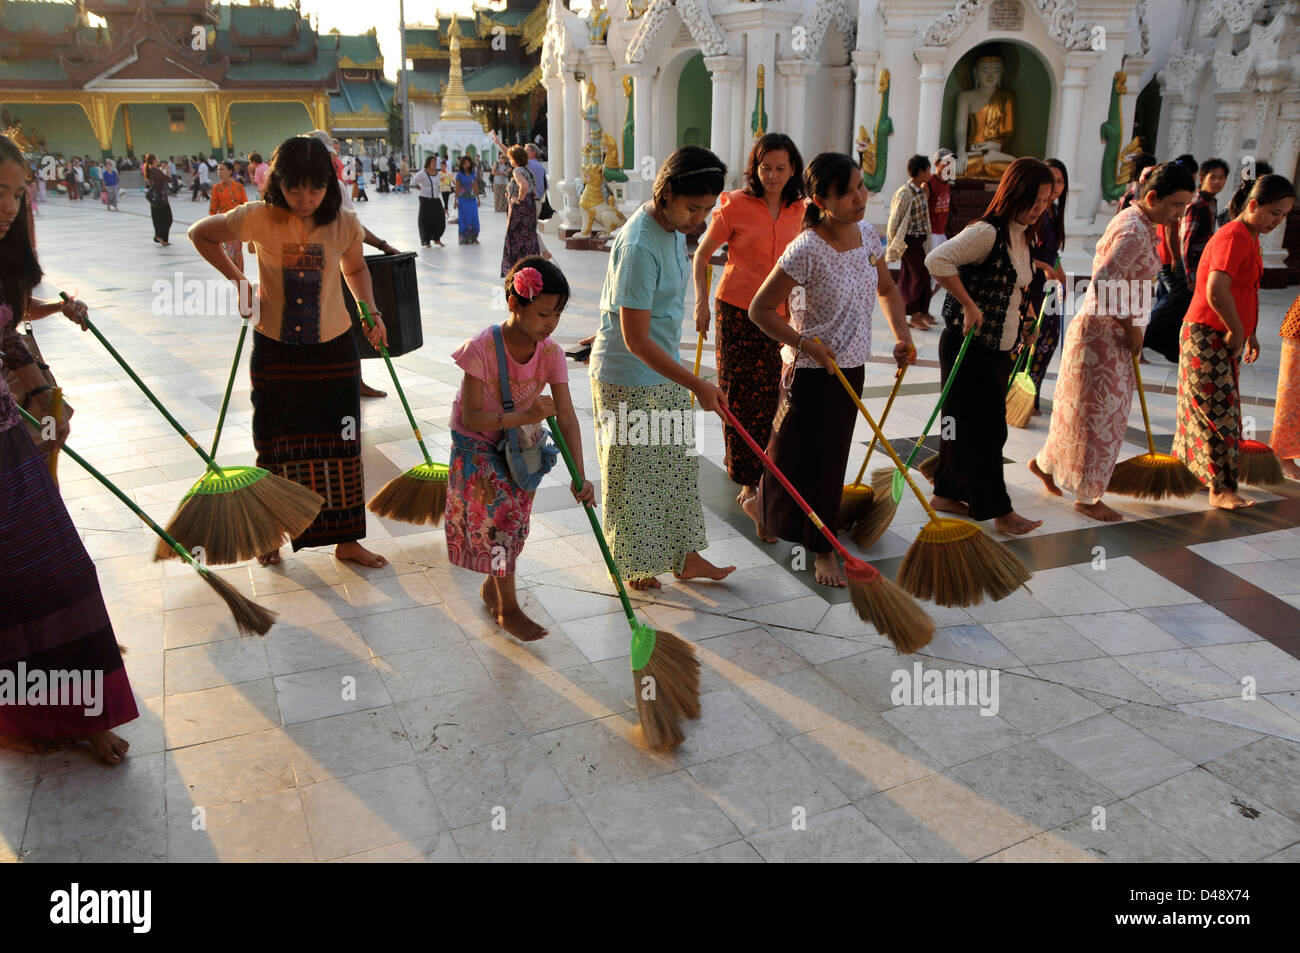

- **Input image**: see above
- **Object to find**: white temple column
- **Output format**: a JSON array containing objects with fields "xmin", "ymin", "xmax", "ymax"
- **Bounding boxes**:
[
  {"xmin": 1212, "ymin": 90, "xmax": 1249, "ymax": 163},
  {"xmin": 561, "ymin": 66, "xmax": 583, "ymax": 229},
  {"xmin": 704, "ymin": 54, "xmax": 742, "ymax": 179},
  {"xmin": 851, "ymin": 48, "xmax": 879, "ymax": 148},
  {"xmin": 632, "ymin": 66, "xmax": 655, "ymax": 203},
  {"xmin": 1166, "ymin": 99, "xmax": 1197, "ymax": 157},
  {"xmin": 1056, "ymin": 50, "xmax": 1100, "ymax": 230},
  {"xmin": 776, "ymin": 58, "xmax": 817, "ymax": 155},
  {"xmin": 1262, "ymin": 95, "xmax": 1300, "ymax": 272},
  {"xmin": 544, "ymin": 76, "xmax": 565, "ymax": 186},
  {"xmin": 913, "ymin": 47, "xmax": 947, "ymax": 159},
  {"xmin": 830, "ymin": 66, "xmax": 854, "ymax": 157}
]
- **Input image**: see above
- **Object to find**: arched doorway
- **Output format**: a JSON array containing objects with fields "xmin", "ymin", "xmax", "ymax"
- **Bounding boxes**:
[
  {"xmin": 938, "ymin": 41, "xmax": 1054, "ymax": 162},
  {"xmin": 676, "ymin": 52, "xmax": 712, "ymax": 148}
]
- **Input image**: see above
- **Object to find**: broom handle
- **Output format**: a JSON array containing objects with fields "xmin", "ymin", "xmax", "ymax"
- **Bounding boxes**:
[
  {"xmin": 717, "ymin": 401, "xmax": 858, "ymax": 567},
  {"xmin": 357, "ymin": 301, "xmax": 435, "ymax": 469},
  {"xmin": 1006, "ymin": 272, "xmax": 1057, "ymax": 395},
  {"xmin": 849, "ymin": 358, "xmax": 909, "ymax": 487},
  {"xmin": 58, "ymin": 293, "xmax": 226, "ymax": 479},
  {"xmin": 16, "ymin": 405, "xmax": 205, "ymax": 572},
  {"xmin": 902, "ymin": 326, "xmax": 974, "ymax": 469},
  {"xmin": 209, "ymin": 319, "xmax": 248, "ymax": 460},
  {"xmin": 829, "ymin": 359, "xmax": 942, "ymax": 523},
  {"xmin": 546, "ymin": 415, "xmax": 640, "ymax": 626},
  {"xmin": 1130, "ymin": 353, "xmax": 1158, "ymax": 456},
  {"xmin": 690, "ymin": 333, "xmax": 703, "ymax": 409}
]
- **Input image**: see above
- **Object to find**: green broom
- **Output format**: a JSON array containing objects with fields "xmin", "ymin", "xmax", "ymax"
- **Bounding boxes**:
[
  {"xmin": 58, "ymin": 295, "xmax": 322, "ymax": 565},
  {"xmin": 357, "ymin": 302, "xmax": 449, "ymax": 525},
  {"xmin": 207, "ymin": 317, "xmax": 250, "ymax": 460},
  {"xmin": 832, "ymin": 361, "xmax": 1032, "ymax": 607},
  {"xmin": 1108, "ymin": 352, "xmax": 1200, "ymax": 499},
  {"xmin": 1006, "ymin": 270, "xmax": 1059, "ymax": 429},
  {"xmin": 866, "ymin": 328, "xmax": 976, "ymax": 541},
  {"xmin": 17, "ymin": 406, "xmax": 276, "ymax": 635},
  {"xmin": 548, "ymin": 416, "xmax": 700, "ymax": 751},
  {"xmin": 838, "ymin": 358, "xmax": 910, "ymax": 546}
]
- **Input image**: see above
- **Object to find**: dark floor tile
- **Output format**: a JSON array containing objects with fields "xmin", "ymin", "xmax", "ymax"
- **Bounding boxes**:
[{"xmin": 1211, "ymin": 597, "xmax": 1300, "ymax": 644}]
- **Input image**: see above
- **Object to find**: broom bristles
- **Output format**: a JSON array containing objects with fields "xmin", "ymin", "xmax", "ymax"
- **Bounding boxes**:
[
  {"xmin": 201, "ymin": 571, "xmax": 277, "ymax": 636},
  {"xmin": 252, "ymin": 474, "xmax": 326, "ymax": 540},
  {"xmin": 368, "ymin": 473, "xmax": 448, "ymax": 525},
  {"xmin": 917, "ymin": 452, "xmax": 940, "ymax": 483},
  {"xmin": 1239, "ymin": 441, "xmax": 1285, "ymax": 486},
  {"xmin": 1107, "ymin": 452, "xmax": 1201, "ymax": 500},
  {"xmin": 837, "ymin": 483, "xmax": 876, "ymax": 530},
  {"xmin": 898, "ymin": 520, "xmax": 1032, "ymax": 607},
  {"xmin": 844, "ymin": 561, "xmax": 934, "ymax": 653},
  {"xmin": 1005, "ymin": 379, "xmax": 1036, "ymax": 429},
  {"xmin": 633, "ymin": 629, "xmax": 701, "ymax": 752}
]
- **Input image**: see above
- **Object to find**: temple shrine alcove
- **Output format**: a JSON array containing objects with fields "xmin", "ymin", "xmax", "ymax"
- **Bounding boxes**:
[{"xmin": 676, "ymin": 52, "xmax": 713, "ymax": 149}]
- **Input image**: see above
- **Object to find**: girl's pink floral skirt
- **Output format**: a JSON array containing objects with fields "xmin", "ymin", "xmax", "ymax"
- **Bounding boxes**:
[{"xmin": 445, "ymin": 431, "xmax": 531, "ymax": 576}]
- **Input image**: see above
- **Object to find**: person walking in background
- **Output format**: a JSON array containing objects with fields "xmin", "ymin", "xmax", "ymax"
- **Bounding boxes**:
[
  {"xmin": 1174, "ymin": 173, "xmax": 1296, "ymax": 508},
  {"xmin": 499, "ymin": 145, "xmax": 541, "ymax": 276},
  {"xmin": 692, "ymin": 133, "xmax": 807, "ymax": 524},
  {"xmin": 399, "ymin": 154, "xmax": 410, "ymax": 193},
  {"xmin": 887, "ymin": 154, "xmax": 935, "ymax": 331},
  {"xmin": 455, "ymin": 155, "xmax": 481, "ymax": 245},
  {"xmin": 412, "ymin": 156, "xmax": 445, "ymax": 248},
  {"xmin": 144, "ymin": 153, "xmax": 172, "ymax": 246},
  {"xmin": 249, "ymin": 151, "xmax": 268, "ymax": 198},
  {"xmin": 492, "ymin": 153, "xmax": 510, "ymax": 213},
  {"xmin": 438, "ymin": 159, "xmax": 453, "ymax": 213},
  {"xmin": 925, "ymin": 157, "xmax": 1056, "ymax": 536},
  {"xmin": 208, "ymin": 160, "xmax": 249, "ymax": 272},
  {"xmin": 928, "ymin": 148, "xmax": 953, "ymax": 288},
  {"xmin": 102, "ymin": 159, "xmax": 119, "ymax": 211},
  {"xmin": 1024, "ymin": 158, "xmax": 1069, "ymax": 414},
  {"xmin": 1030, "ymin": 162, "xmax": 1194, "ymax": 521}
]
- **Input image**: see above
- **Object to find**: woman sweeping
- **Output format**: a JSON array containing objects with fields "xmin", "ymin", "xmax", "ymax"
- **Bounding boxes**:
[
  {"xmin": 455, "ymin": 155, "xmax": 481, "ymax": 245},
  {"xmin": 0, "ymin": 134, "xmax": 136, "ymax": 763},
  {"xmin": 1030, "ymin": 161, "xmax": 1195, "ymax": 520},
  {"xmin": 924, "ymin": 156, "xmax": 1055, "ymax": 535},
  {"xmin": 691, "ymin": 133, "xmax": 807, "ymax": 534},
  {"xmin": 447, "ymin": 258, "xmax": 591, "ymax": 641},
  {"xmin": 144, "ymin": 153, "xmax": 172, "ymax": 246},
  {"xmin": 188, "ymin": 134, "xmax": 391, "ymax": 568},
  {"xmin": 1025, "ymin": 158, "xmax": 1069, "ymax": 414},
  {"xmin": 1273, "ymin": 293, "xmax": 1300, "ymax": 481},
  {"xmin": 499, "ymin": 144, "xmax": 541, "ymax": 277},
  {"xmin": 748, "ymin": 152, "xmax": 914, "ymax": 585},
  {"xmin": 590, "ymin": 145, "xmax": 736, "ymax": 590},
  {"xmin": 1173, "ymin": 173, "xmax": 1296, "ymax": 509}
]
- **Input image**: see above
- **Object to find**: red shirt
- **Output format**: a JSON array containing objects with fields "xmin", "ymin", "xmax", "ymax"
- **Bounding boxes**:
[
  {"xmin": 1156, "ymin": 224, "xmax": 1172, "ymax": 267},
  {"xmin": 1183, "ymin": 221, "xmax": 1262, "ymax": 336},
  {"xmin": 928, "ymin": 177, "xmax": 950, "ymax": 235},
  {"xmin": 704, "ymin": 189, "xmax": 807, "ymax": 310}
]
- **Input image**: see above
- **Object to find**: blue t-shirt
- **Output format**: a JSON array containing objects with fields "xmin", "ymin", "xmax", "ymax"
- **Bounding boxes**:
[{"xmin": 590, "ymin": 205, "xmax": 688, "ymax": 388}]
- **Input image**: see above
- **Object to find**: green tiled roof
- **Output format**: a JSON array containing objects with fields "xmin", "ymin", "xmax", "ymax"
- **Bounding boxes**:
[
  {"xmin": 336, "ymin": 33, "xmax": 381, "ymax": 66},
  {"xmin": 464, "ymin": 61, "xmax": 531, "ymax": 91},
  {"xmin": 333, "ymin": 78, "xmax": 390, "ymax": 114},
  {"xmin": 482, "ymin": 9, "xmax": 531, "ymax": 27},
  {"xmin": 226, "ymin": 48, "xmax": 336, "ymax": 82},
  {"xmin": 228, "ymin": 4, "xmax": 299, "ymax": 37},
  {"xmin": 0, "ymin": 0, "xmax": 78, "ymax": 34},
  {"xmin": 404, "ymin": 26, "xmax": 442, "ymax": 49}
]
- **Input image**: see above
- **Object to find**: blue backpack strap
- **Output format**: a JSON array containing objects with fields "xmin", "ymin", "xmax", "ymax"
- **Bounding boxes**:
[{"xmin": 491, "ymin": 324, "xmax": 514, "ymax": 412}]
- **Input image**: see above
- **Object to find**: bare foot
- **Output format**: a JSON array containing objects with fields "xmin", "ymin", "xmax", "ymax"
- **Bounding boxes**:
[
  {"xmin": 814, "ymin": 551, "xmax": 846, "ymax": 587},
  {"xmin": 736, "ymin": 485, "xmax": 753, "ymax": 505},
  {"xmin": 1032, "ymin": 408, "xmax": 1043, "ymax": 417},
  {"xmin": 87, "ymin": 730, "xmax": 129, "ymax": 764},
  {"xmin": 0, "ymin": 733, "xmax": 72, "ymax": 755},
  {"xmin": 499, "ymin": 608, "xmax": 548, "ymax": 641},
  {"xmin": 360, "ymin": 381, "xmax": 387, "ymax": 398},
  {"xmin": 257, "ymin": 549, "xmax": 281, "ymax": 566},
  {"xmin": 1281, "ymin": 458, "xmax": 1300, "ymax": 481},
  {"xmin": 1208, "ymin": 489, "xmax": 1255, "ymax": 510},
  {"xmin": 480, "ymin": 578, "xmax": 499, "ymax": 615},
  {"xmin": 1028, "ymin": 458, "xmax": 1063, "ymax": 496},
  {"xmin": 630, "ymin": 577, "xmax": 662, "ymax": 590},
  {"xmin": 931, "ymin": 494, "xmax": 970, "ymax": 515},
  {"xmin": 741, "ymin": 492, "xmax": 778, "ymax": 543},
  {"xmin": 993, "ymin": 510, "xmax": 1043, "ymax": 535},
  {"xmin": 1075, "ymin": 499, "xmax": 1124, "ymax": 522},
  {"xmin": 675, "ymin": 550, "xmax": 737, "ymax": 582},
  {"xmin": 908, "ymin": 317, "xmax": 931, "ymax": 332},
  {"xmin": 335, "ymin": 541, "xmax": 388, "ymax": 568}
]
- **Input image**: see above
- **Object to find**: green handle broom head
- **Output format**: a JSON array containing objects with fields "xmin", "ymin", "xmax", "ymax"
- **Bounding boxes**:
[
  {"xmin": 184, "ymin": 465, "xmax": 269, "ymax": 501},
  {"xmin": 407, "ymin": 461, "xmax": 449, "ymax": 483},
  {"xmin": 629, "ymin": 620, "xmax": 657, "ymax": 672}
]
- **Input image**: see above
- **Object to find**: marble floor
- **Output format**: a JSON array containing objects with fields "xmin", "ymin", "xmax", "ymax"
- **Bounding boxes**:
[{"xmin": 3, "ymin": 187, "xmax": 1298, "ymax": 863}]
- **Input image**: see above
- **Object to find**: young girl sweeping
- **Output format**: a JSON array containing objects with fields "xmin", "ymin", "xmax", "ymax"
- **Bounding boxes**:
[
  {"xmin": 447, "ymin": 257, "xmax": 593, "ymax": 642},
  {"xmin": 748, "ymin": 152, "xmax": 915, "ymax": 586}
]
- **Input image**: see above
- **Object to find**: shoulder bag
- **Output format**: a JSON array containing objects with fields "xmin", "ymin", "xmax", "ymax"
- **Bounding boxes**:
[{"xmin": 491, "ymin": 324, "xmax": 557, "ymax": 491}]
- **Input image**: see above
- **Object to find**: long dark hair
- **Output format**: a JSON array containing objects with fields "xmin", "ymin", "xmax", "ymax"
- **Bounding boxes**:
[
  {"xmin": 980, "ymin": 156, "xmax": 1055, "ymax": 245},
  {"xmin": 262, "ymin": 136, "xmax": 342, "ymax": 226},
  {"xmin": 1045, "ymin": 157, "xmax": 1068, "ymax": 249},
  {"xmin": 1229, "ymin": 173, "xmax": 1296, "ymax": 219},
  {"xmin": 743, "ymin": 133, "xmax": 805, "ymax": 207},
  {"xmin": 0, "ymin": 134, "xmax": 41, "ymax": 313},
  {"xmin": 652, "ymin": 145, "xmax": 726, "ymax": 208},
  {"xmin": 801, "ymin": 152, "xmax": 859, "ymax": 229}
]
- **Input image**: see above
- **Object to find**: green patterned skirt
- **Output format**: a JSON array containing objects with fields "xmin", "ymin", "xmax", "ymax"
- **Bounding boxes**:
[{"xmin": 592, "ymin": 378, "xmax": 707, "ymax": 581}]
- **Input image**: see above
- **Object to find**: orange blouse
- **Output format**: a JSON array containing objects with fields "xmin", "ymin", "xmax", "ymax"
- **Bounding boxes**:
[
  {"xmin": 209, "ymin": 179, "xmax": 248, "ymax": 216},
  {"xmin": 704, "ymin": 189, "xmax": 808, "ymax": 311}
]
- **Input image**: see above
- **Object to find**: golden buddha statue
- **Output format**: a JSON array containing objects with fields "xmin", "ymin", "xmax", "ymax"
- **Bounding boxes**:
[{"xmin": 954, "ymin": 55, "xmax": 1017, "ymax": 179}]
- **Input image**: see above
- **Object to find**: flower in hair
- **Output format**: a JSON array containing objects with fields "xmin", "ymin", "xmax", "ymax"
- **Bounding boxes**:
[{"xmin": 512, "ymin": 266, "xmax": 545, "ymax": 300}]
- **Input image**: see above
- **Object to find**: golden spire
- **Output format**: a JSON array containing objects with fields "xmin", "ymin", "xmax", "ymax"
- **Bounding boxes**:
[{"xmin": 441, "ymin": 15, "xmax": 474, "ymax": 121}]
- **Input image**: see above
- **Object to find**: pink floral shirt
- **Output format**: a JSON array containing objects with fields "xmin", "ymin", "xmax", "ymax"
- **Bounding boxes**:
[
  {"xmin": 1078, "ymin": 204, "xmax": 1161, "ymax": 324},
  {"xmin": 450, "ymin": 325, "xmax": 567, "ymax": 444}
]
